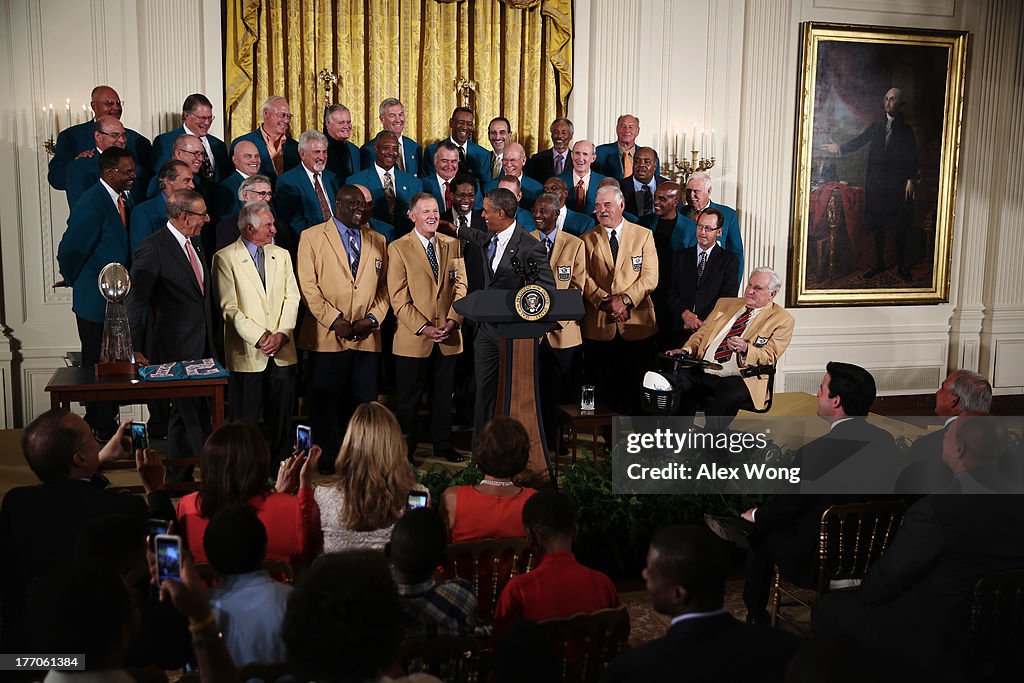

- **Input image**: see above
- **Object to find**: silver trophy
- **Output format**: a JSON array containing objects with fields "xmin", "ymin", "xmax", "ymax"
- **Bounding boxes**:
[{"xmin": 96, "ymin": 263, "xmax": 136, "ymax": 377}]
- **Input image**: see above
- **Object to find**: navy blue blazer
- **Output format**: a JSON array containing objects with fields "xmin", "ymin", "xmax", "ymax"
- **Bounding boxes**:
[
  {"xmin": 524, "ymin": 147, "xmax": 569, "ymax": 183},
  {"xmin": 483, "ymin": 174, "xmax": 544, "ymax": 210},
  {"xmin": 210, "ymin": 170, "xmax": 246, "ymax": 222},
  {"xmin": 562, "ymin": 208, "xmax": 595, "ymax": 237},
  {"xmin": 151, "ymin": 126, "xmax": 229, "ymax": 181},
  {"xmin": 346, "ymin": 166, "xmax": 423, "ymax": 235},
  {"xmin": 514, "ymin": 208, "xmax": 536, "ymax": 232},
  {"xmin": 678, "ymin": 201, "xmax": 744, "ymax": 287},
  {"xmin": 367, "ymin": 217, "xmax": 396, "ymax": 243},
  {"xmin": 57, "ymin": 183, "xmax": 131, "ymax": 323},
  {"xmin": 422, "ymin": 175, "xmax": 482, "ymax": 213},
  {"xmin": 275, "ymin": 165, "xmax": 340, "ymax": 236},
  {"xmin": 47, "ymin": 120, "xmax": 152, "ymax": 191},
  {"xmin": 422, "ymin": 139, "xmax": 490, "ymax": 180},
  {"xmin": 130, "ymin": 193, "xmax": 169, "ymax": 254},
  {"xmin": 619, "ymin": 174, "xmax": 668, "ymax": 217},
  {"xmin": 325, "ymin": 137, "xmax": 361, "ymax": 180},
  {"xmin": 229, "ymin": 129, "xmax": 299, "ymax": 186},
  {"xmin": 65, "ymin": 152, "xmax": 148, "ymax": 209},
  {"xmin": 359, "ymin": 135, "xmax": 422, "ymax": 177},
  {"xmin": 594, "ymin": 143, "xmax": 662, "ymax": 180},
  {"xmin": 639, "ymin": 212, "xmax": 693, "ymax": 251},
  {"xmin": 556, "ymin": 170, "xmax": 608, "ymax": 215}
]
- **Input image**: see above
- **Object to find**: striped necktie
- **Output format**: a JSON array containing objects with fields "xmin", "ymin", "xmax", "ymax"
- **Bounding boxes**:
[{"xmin": 714, "ymin": 307, "xmax": 753, "ymax": 362}]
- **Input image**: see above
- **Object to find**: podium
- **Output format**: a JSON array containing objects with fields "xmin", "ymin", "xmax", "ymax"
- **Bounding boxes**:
[{"xmin": 455, "ymin": 287, "xmax": 585, "ymax": 485}]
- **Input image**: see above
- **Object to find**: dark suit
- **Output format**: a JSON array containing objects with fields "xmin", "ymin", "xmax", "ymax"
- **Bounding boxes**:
[
  {"xmin": 346, "ymin": 166, "xmax": 423, "ymax": 236},
  {"xmin": 359, "ymin": 134, "xmax": 421, "ymax": 176},
  {"xmin": 422, "ymin": 138, "xmax": 491, "ymax": 180},
  {"xmin": 274, "ymin": 165, "xmax": 339, "ymax": 237},
  {"xmin": 619, "ymin": 174, "xmax": 667, "ymax": 217},
  {"xmin": 47, "ymin": 120, "xmax": 152, "ymax": 191},
  {"xmin": 229, "ymin": 129, "xmax": 300, "ymax": 186},
  {"xmin": 524, "ymin": 147, "xmax": 569, "ymax": 183},
  {"xmin": 678, "ymin": 201, "xmax": 744, "ymax": 288},
  {"xmin": 457, "ymin": 224, "xmax": 555, "ymax": 440},
  {"xmin": 423, "ymin": 175, "xmax": 482, "ymax": 215},
  {"xmin": 601, "ymin": 612, "xmax": 797, "ymax": 683},
  {"xmin": 895, "ymin": 423, "xmax": 955, "ymax": 496},
  {"xmin": 812, "ymin": 489, "xmax": 1024, "ymax": 679},
  {"xmin": 484, "ymin": 174, "xmax": 544, "ymax": 210},
  {"xmin": 594, "ymin": 143, "xmax": 662, "ymax": 180},
  {"xmin": 840, "ymin": 114, "xmax": 918, "ymax": 237},
  {"xmin": 666, "ymin": 245, "xmax": 739, "ymax": 343},
  {"xmin": 151, "ymin": 127, "xmax": 229, "ymax": 181},
  {"xmin": 444, "ymin": 210, "xmax": 488, "ymax": 293},
  {"xmin": 210, "ymin": 170, "xmax": 247, "ymax": 222},
  {"xmin": 0, "ymin": 478, "xmax": 173, "ymax": 652},
  {"xmin": 325, "ymin": 136, "xmax": 360, "ymax": 180},
  {"xmin": 128, "ymin": 227, "xmax": 216, "ymax": 480},
  {"xmin": 556, "ymin": 170, "xmax": 607, "ymax": 215}
]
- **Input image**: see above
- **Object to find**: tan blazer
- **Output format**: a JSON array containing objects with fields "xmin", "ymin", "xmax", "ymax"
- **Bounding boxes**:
[
  {"xmin": 213, "ymin": 239, "xmax": 300, "ymax": 372},
  {"xmin": 581, "ymin": 221, "xmax": 659, "ymax": 341},
  {"xmin": 297, "ymin": 219, "xmax": 390, "ymax": 352},
  {"xmin": 387, "ymin": 231, "xmax": 467, "ymax": 358},
  {"xmin": 682, "ymin": 298, "xmax": 795, "ymax": 410},
  {"xmin": 532, "ymin": 229, "xmax": 585, "ymax": 349}
]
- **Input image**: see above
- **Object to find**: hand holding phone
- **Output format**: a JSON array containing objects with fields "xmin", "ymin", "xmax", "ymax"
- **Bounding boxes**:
[
  {"xmin": 295, "ymin": 424, "xmax": 312, "ymax": 454},
  {"xmin": 406, "ymin": 491, "xmax": 429, "ymax": 511},
  {"xmin": 155, "ymin": 534, "xmax": 182, "ymax": 583},
  {"xmin": 131, "ymin": 421, "xmax": 149, "ymax": 451}
]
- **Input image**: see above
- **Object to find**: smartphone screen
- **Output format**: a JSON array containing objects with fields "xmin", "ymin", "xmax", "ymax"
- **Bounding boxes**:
[
  {"xmin": 130, "ymin": 421, "xmax": 149, "ymax": 451},
  {"xmin": 155, "ymin": 534, "xmax": 182, "ymax": 583},
  {"xmin": 295, "ymin": 424, "xmax": 311, "ymax": 454},
  {"xmin": 406, "ymin": 491, "xmax": 429, "ymax": 511},
  {"xmin": 148, "ymin": 519, "xmax": 169, "ymax": 551}
]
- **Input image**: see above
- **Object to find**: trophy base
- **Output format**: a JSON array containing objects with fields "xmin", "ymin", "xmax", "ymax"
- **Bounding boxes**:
[{"xmin": 95, "ymin": 361, "xmax": 137, "ymax": 380}]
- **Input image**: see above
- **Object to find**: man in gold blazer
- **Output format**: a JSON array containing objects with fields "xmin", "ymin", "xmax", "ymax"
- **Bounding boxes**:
[
  {"xmin": 671, "ymin": 267, "xmax": 794, "ymax": 422},
  {"xmin": 297, "ymin": 185, "xmax": 390, "ymax": 466},
  {"xmin": 581, "ymin": 185, "xmax": 659, "ymax": 415},
  {"xmin": 388, "ymin": 193, "xmax": 467, "ymax": 463},
  {"xmin": 532, "ymin": 193, "xmax": 586, "ymax": 447},
  {"xmin": 213, "ymin": 201, "xmax": 300, "ymax": 468}
]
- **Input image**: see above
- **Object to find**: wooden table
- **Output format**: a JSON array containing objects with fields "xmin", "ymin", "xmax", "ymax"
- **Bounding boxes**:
[
  {"xmin": 45, "ymin": 366, "xmax": 227, "ymax": 428},
  {"xmin": 554, "ymin": 404, "xmax": 617, "ymax": 476}
]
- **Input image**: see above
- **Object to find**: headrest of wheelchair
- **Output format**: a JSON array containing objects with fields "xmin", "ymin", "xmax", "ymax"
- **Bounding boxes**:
[{"xmin": 643, "ymin": 371, "xmax": 674, "ymax": 391}]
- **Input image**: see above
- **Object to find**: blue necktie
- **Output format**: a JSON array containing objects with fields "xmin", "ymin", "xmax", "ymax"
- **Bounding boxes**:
[
  {"xmin": 486, "ymin": 235, "xmax": 499, "ymax": 272},
  {"xmin": 427, "ymin": 241, "xmax": 439, "ymax": 281}
]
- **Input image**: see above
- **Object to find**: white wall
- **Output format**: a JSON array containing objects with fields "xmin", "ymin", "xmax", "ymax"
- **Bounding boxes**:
[
  {"xmin": 1, "ymin": 0, "xmax": 1020, "ymax": 427},
  {"xmin": 571, "ymin": 0, "xmax": 1024, "ymax": 397}
]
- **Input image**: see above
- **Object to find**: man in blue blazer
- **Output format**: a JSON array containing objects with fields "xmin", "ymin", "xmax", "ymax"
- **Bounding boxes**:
[
  {"xmin": 482, "ymin": 116, "xmax": 512, "ymax": 184},
  {"xmin": 151, "ymin": 94, "xmax": 228, "ymax": 183},
  {"xmin": 131, "ymin": 160, "xmax": 195, "ymax": 253},
  {"xmin": 359, "ymin": 98, "xmax": 421, "ymax": 176},
  {"xmin": 275, "ymin": 131, "xmax": 340, "ymax": 238},
  {"xmin": 47, "ymin": 85, "xmax": 152, "ymax": 191},
  {"xmin": 682, "ymin": 172, "xmax": 744, "ymax": 286},
  {"xmin": 497, "ymin": 176, "xmax": 536, "ymax": 231},
  {"xmin": 422, "ymin": 107, "xmax": 491, "ymax": 181},
  {"xmin": 483, "ymin": 143, "xmax": 543, "ymax": 210},
  {"xmin": 145, "ymin": 135, "xmax": 206, "ymax": 200},
  {"xmin": 594, "ymin": 114, "xmax": 661, "ymax": 180},
  {"xmin": 619, "ymin": 147, "xmax": 668, "ymax": 218},
  {"xmin": 228, "ymin": 96, "xmax": 300, "ymax": 187},
  {"xmin": 65, "ymin": 116, "xmax": 148, "ymax": 209},
  {"xmin": 210, "ymin": 140, "xmax": 263, "ymax": 221},
  {"xmin": 324, "ymin": 104, "xmax": 361, "ymax": 180},
  {"xmin": 56, "ymin": 148, "xmax": 138, "ymax": 438},
  {"xmin": 556, "ymin": 141, "xmax": 606, "ymax": 215},
  {"xmin": 542, "ymin": 177, "xmax": 595, "ymax": 237},
  {"xmin": 421, "ymin": 141, "xmax": 464, "ymax": 215},
  {"xmin": 347, "ymin": 131, "xmax": 423, "ymax": 237},
  {"xmin": 639, "ymin": 182, "xmax": 691, "ymax": 265}
]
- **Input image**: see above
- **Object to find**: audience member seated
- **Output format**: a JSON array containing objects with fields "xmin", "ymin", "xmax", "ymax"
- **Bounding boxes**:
[
  {"xmin": 315, "ymin": 401, "xmax": 427, "ymax": 552},
  {"xmin": 175, "ymin": 421, "xmax": 321, "ymax": 566},
  {"xmin": 206, "ymin": 504, "xmax": 292, "ymax": 668},
  {"xmin": 0, "ymin": 409, "xmax": 171, "ymax": 653},
  {"xmin": 282, "ymin": 551, "xmax": 404, "ymax": 683},
  {"xmin": 493, "ymin": 489, "xmax": 620, "ymax": 643},
  {"xmin": 440, "ymin": 417, "xmax": 537, "ymax": 542},
  {"xmin": 75, "ymin": 514, "xmax": 191, "ymax": 672},
  {"xmin": 602, "ymin": 525, "xmax": 797, "ymax": 682},
  {"xmin": 813, "ymin": 415, "xmax": 1024, "ymax": 680},
  {"xmin": 387, "ymin": 508, "xmax": 478, "ymax": 639}
]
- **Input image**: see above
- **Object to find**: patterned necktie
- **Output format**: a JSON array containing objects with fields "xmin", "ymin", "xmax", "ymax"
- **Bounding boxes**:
[
  {"xmin": 486, "ymin": 234, "xmax": 499, "ymax": 272},
  {"xmin": 254, "ymin": 245, "xmax": 266, "ymax": 288},
  {"xmin": 554, "ymin": 153, "xmax": 564, "ymax": 176},
  {"xmin": 426, "ymin": 241, "xmax": 439, "ymax": 281},
  {"xmin": 347, "ymin": 228, "xmax": 360, "ymax": 278},
  {"xmin": 714, "ymin": 307, "xmax": 753, "ymax": 362},
  {"xmin": 639, "ymin": 185, "xmax": 653, "ymax": 215},
  {"xmin": 609, "ymin": 230, "xmax": 619, "ymax": 264},
  {"xmin": 117, "ymin": 194, "xmax": 127, "ymax": 227},
  {"xmin": 575, "ymin": 179, "xmax": 586, "ymax": 212},
  {"xmin": 697, "ymin": 250, "xmax": 707, "ymax": 283},
  {"xmin": 185, "ymin": 239, "xmax": 204, "ymax": 294},
  {"xmin": 622, "ymin": 150, "xmax": 632, "ymax": 177},
  {"xmin": 885, "ymin": 119, "xmax": 892, "ymax": 148},
  {"xmin": 396, "ymin": 140, "xmax": 406, "ymax": 173},
  {"xmin": 313, "ymin": 172, "xmax": 332, "ymax": 221},
  {"xmin": 199, "ymin": 143, "xmax": 214, "ymax": 183},
  {"xmin": 492, "ymin": 154, "xmax": 502, "ymax": 179},
  {"xmin": 443, "ymin": 180, "xmax": 452, "ymax": 213},
  {"xmin": 458, "ymin": 214, "xmax": 468, "ymax": 232},
  {"xmin": 544, "ymin": 236, "xmax": 552, "ymax": 259},
  {"xmin": 383, "ymin": 171, "xmax": 396, "ymax": 219}
]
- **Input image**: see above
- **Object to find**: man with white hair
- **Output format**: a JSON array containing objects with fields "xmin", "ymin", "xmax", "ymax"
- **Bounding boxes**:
[
  {"xmin": 670, "ymin": 266, "xmax": 794, "ymax": 420},
  {"xmin": 682, "ymin": 172, "xmax": 744, "ymax": 286},
  {"xmin": 359, "ymin": 98, "xmax": 422, "ymax": 175},
  {"xmin": 484, "ymin": 142, "xmax": 543, "ymax": 210},
  {"xmin": 229, "ymin": 95, "xmax": 300, "ymax": 185},
  {"xmin": 581, "ymin": 184, "xmax": 658, "ymax": 415},
  {"xmin": 274, "ymin": 130, "xmax": 340, "ymax": 237}
]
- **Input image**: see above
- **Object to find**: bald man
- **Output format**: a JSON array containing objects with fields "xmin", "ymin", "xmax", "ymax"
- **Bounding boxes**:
[
  {"xmin": 146, "ymin": 134, "xmax": 208, "ymax": 199},
  {"xmin": 556, "ymin": 141, "xmax": 607, "ymax": 215},
  {"xmin": 211, "ymin": 140, "xmax": 263, "ymax": 220},
  {"xmin": 64, "ymin": 115, "xmax": 148, "ymax": 209},
  {"xmin": 484, "ymin": 142, "xmax": 544, "ymax": 210},
  {"xmin": 47, "ymin": 84, "xmax": 152, "ymax": 191}
]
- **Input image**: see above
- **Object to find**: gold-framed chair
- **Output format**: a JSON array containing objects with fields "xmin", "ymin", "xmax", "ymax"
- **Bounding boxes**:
[
  {"xmin": 444, "ymin": 537, "xmax": 534, "ymax": 622},
  {"xmin": 968, "ymin": 567, "xmax": 1024, "ymax": 681},
  {"xmin": 398, "ymin": 635, "xmax": 490, "ymax": 683},
  {"xmin": 535, "ymin": 606, "xmax": 631, "ymax": 683},
  {"xmin": 769, "ymin": 499, "xmax": 907, "ymax": 627}
]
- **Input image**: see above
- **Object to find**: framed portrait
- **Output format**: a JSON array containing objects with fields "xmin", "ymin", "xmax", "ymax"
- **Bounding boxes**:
[{"xmin": 789, "ymin": 23, "xmax": 968, "ymax": 306}]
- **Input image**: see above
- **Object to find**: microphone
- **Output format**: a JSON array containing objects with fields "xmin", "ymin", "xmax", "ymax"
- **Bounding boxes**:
[
  {"xmin": 525, "ymin": 257, "xmax": 540, "ymax": 284},
  {"xmin": 510, "ymin": 255, "xmax": 524, "ymax": 276}
]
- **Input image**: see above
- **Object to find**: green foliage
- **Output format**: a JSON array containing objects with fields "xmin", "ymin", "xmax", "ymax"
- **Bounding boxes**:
[{"xmin": 417, "ymin": 462, "xmax": 482, "ymax": 507}]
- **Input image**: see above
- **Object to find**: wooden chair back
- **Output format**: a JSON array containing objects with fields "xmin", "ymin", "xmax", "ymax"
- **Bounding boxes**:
[
  {"xmin": 445, "ymin": 537, "xmax": 534, "ymax": 622},
  {"xmin": 535, "ymin": 607, "xmax": 630, "ymax": 683},
  {"xmin": 815, "ymin": 499, "xmax": 907, "ymax": 592}
]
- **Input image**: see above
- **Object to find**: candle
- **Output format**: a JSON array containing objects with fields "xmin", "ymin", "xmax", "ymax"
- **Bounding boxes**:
[
  {"xmin": 673, "ymin": 130, "xmax": 679, "ymax": 158},
  {"xmin": 701, "ymin": 129, "xmax": 706, "ymax": 158},
  {"xmin": 692, "ymin": 122, "xmax": 697, "ymax": 151},
  {"xmin": 81, "ymin": 104, "xmax": 88, "ymax": 125},
  {"xmin": 682, "ymin": 131, "xmax": 687, "ymax": 157},
  {"xmin": 711, "ymin": 128, "xmax": 715, "ymax": 158},
  {"xmin": 65, "ymin": 98, "xmax": 71, "ymax": 129},
  {"xmin": 48, "ymin": 103, "xmax": 54, "ymax": 140}
]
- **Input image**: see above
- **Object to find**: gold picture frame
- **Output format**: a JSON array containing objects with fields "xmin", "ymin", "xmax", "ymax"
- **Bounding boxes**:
[{"xmin": 789, "ymin": 23, "xmax": 968, "ymax": 306}]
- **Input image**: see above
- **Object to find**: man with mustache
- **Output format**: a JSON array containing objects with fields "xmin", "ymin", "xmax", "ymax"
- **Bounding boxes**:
[
  {"xmin": 275, "ymin": 130, "xmax": 340, "ymax": 238},
  {"xmin": 525, "ymin": 117, "xmax": 574, "ymax": 183}
]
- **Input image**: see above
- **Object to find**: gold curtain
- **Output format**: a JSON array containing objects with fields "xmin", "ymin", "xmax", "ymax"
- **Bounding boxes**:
[{"xmin": 224, "ymin": 0, "xmax": 572, "ymax": 155}]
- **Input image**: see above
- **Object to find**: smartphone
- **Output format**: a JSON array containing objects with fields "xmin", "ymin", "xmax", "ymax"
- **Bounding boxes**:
[
  {"xmin": 148, "ymin": 518, "xmax": 170, "ymax": 551},
  {"xmin": 130, "ymin": 421, "xmax": 149, "ymax": 451},
  {"xmin": 155, "ymin": 534, "xmax": 182, "ymax": 583},
  {"xmin": 295, "ymin": 424, "xmax": 312, "ymax": 454},
  {"xmin": 406, "ymin": 491, "xmax": 429, "ymax": 511}
]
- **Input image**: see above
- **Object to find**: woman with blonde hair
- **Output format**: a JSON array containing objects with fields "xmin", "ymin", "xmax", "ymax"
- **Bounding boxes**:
[{"xmin": 315, "ymin": 401, "xmax": 427, "ymax": 552}]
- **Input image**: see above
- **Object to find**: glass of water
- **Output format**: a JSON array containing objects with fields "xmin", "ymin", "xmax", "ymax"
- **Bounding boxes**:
[{"xmin": 580, "ymin": 384, "xmax": 596, "ymax": 412}]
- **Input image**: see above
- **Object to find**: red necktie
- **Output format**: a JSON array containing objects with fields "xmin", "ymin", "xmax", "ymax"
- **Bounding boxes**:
[
  {"xmin": 575, "ymin": 179, "xmax": 586, "ymax": 211},
  {"xmin": 443, "ymin": 180, "xmax": 452, "ymax": 212},
  {"xmin": 185, "ymin": 239, "xmax": 204, "ymax": 294},
  {"xmin": 714, "ymin": 307, "xmax": 752, "ymax": 362},
  {"xmin": 314, "ymin": 172, "xmax": 332, "ymax": 221}
]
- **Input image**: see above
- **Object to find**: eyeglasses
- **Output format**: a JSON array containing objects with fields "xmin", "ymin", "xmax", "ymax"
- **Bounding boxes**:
[
  {"xmin": 92, "ymin": 99, "xmax": 124, "ymax": 108},
  {"xmin": 695, "ymin": 225, "xmax": 721, "ymax": 233},
  {"xmin": 111, "ymin": 167, "xmax": 137, "ymax": 176},
  {"xmin": 186, "ymin": 113, "xmax": 215, "ymax": 122},
  {"xmin": 180, "ymin": 149, "xmax": 206, "ymax": 158},
  {"xmin": 245, "ymin": 190, "xmax": 273, "ymax": 199},
  {"xmin": 183, "ymin": 210, "xmax": 209, "ymax": 218},
  {"xmin": 98, "ymin": 130, "xmax": 128, "ymax": 140},
  {"xmin": 268, "ymin": 111, "xmax": 293, "ymax": 120}
]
